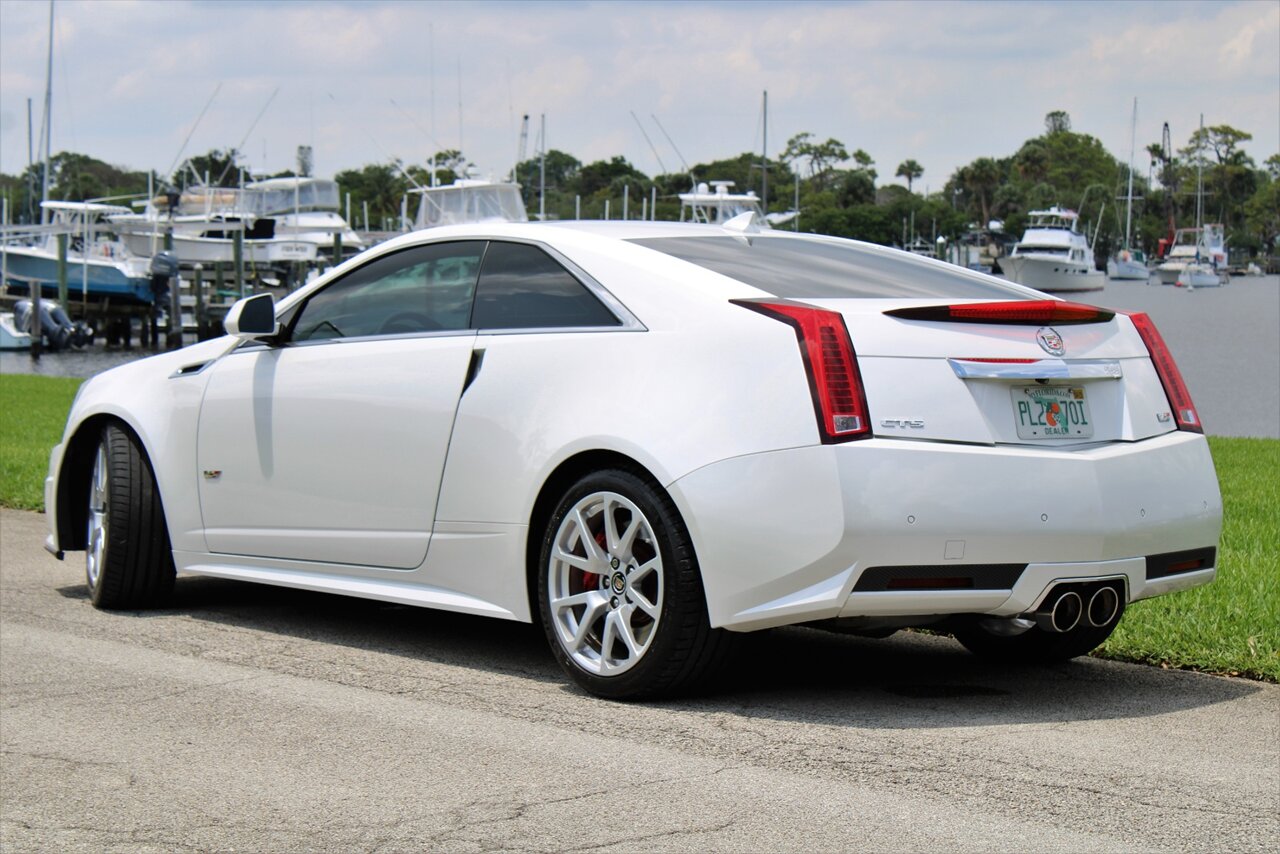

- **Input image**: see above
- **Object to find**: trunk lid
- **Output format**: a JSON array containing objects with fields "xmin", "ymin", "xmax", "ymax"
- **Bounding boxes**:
[{"xmin": 807, "ymin": 298, "xmax": 1179, "ymax": 446}]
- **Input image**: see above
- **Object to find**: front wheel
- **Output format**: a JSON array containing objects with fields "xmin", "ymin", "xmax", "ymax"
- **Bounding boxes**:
[
  {"xmin": 537, "ymin": 468, "xmax": 736, "ymax": 700},
  {"xmin": 85, "ymin": 424, "xmax": 175, "ymax": 609}
]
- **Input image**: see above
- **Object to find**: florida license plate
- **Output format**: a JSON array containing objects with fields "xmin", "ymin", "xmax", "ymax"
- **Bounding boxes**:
[{"xmin": 1012, "ymin": 386, "xmax": 1094, "ymax": 439}]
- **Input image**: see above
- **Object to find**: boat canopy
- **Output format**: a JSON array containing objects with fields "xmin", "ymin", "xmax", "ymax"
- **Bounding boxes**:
[
  {"xmin": 243, "ymin": 178, "xmax": 341, "ymax": 215},
  {"xmin": 410, "ymin": 181, "xmax": 529, "ymax": 228},
  {"xmin": 1025, "ymin": 207, "xmax": 1080, "ymax": 230}
]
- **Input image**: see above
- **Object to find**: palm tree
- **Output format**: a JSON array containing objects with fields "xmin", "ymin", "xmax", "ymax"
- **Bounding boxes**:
[{"xmin": 895, "ymin": 159, "xmax": 924, "ymax": 194}]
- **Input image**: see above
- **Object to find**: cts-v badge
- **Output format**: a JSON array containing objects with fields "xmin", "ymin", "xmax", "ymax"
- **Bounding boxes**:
[{"xmin": 881, "ymin": 418, "xmax": 926, "ymax": 429}]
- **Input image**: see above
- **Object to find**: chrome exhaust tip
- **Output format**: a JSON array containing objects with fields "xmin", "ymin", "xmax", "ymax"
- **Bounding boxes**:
[
  {"xmin": 1034, "ymin": 590, "xmax": 1083, "ymax": 633},
  {"xmin": 1086, "ymin": 586, "xmax": 1120, "ymax": 627}
]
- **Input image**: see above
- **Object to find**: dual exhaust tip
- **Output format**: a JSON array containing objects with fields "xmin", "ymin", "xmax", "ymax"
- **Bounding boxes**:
[{"xmin": 1034, "ymin": 584, "xmax": 1121, "ymax": 633}]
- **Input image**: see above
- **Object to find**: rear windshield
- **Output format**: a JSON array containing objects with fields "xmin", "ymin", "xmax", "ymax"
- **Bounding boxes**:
[{"xmin": 630, "ymin": 235, "xmax": 1029, "ymax": 300}]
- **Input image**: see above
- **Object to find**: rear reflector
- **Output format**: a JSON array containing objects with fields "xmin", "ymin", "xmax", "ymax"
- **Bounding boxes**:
[
  {"xmin": 885, "ymin": 300, "xmax": 1115, "ymax": 325},
  {"xmin": 1123, "ymin": 311, "xmax": 1203, "ymax": 433},
  {"xmin": 733, "ymin": 299, "xmax": 871, "ymax": 442}
]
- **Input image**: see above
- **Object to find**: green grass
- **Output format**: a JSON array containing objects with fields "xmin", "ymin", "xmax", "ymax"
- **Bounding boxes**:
[
  {"xmin": 1098, "ymin": 436, "xmax": 1280, "ymax": 681},
  {"xmin": 1, "ymin": 375, "xmax": 1276, "ymax": 680},
  {"xmin": 0, "ymin": 374, "xmax": 83, "ymax": 510}
]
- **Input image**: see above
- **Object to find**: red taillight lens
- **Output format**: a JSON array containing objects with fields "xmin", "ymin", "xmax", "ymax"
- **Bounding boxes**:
[
  {"xmin": 1124, "ymin": 311, "xmax": 1203, "ymax": 433},
  {"xmin": 733, "ymin": 299, "xmax": 871, "ymax": 442},
  {"xmin": 885, "ymin": 300, "xmax": 1115, "ymax": 325}
]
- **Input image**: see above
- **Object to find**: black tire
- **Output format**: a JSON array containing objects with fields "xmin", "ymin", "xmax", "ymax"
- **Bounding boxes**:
[
  {"xmin": 85, "ymin": 424, "xmax": 176, "ymax": 609},
  {"xmin": 536, "ymin": 467, "xmax": 737, "ymax": 700},
  {"xmin": 951, "ymin": 603, "xmax": 1124, "ymax": 665}
]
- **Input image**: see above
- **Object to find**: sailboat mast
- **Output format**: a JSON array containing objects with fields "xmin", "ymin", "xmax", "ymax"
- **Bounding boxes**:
[
  {"xmin": 40, "ymin": 0, "xmax": 54, "ymax": 224},
  {"xmin": 761, "ymin": 90, "xmax": 768, "ymax": 212},
  {"xmin": 1124, "ymin": 97, "xmax": 1136, "ymax": 249},
  {"xmin": 1195, "ymin": 113, "xmax": 1204, "ymax": 232}
]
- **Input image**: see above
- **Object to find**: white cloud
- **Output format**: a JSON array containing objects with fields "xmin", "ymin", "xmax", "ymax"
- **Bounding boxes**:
[{"xmin": 0, "ymin": 0, "xmax": 1275, "ymax": 196}]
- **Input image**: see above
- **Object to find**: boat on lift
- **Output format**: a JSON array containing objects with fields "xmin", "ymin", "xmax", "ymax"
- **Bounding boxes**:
[
  {"xmin": 109, "ymin": 186, "xmax": 317, "ymax": 266},
  {"xmin": 1001, "ymin": 206, "xmax": 1105, "ymax": 292},
  {"xmin": 1, "ymin": 201, "xmax": 154, "ymax": 304}
]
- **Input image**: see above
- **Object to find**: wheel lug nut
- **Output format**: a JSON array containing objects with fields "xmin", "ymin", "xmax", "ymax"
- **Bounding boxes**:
[{"xmin": 610, "ymin": 597, "xmax": 619, "ymax": 608}]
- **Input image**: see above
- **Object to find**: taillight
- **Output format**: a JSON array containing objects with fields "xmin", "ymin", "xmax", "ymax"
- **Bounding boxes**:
[
  {"xmin": 733, "ymin": 299, "xmax": 871, "ymax": 442},
  {"xmin": 885, "ymin": 300, "xmax": 1115, "ymax": 325},
  {"xmin": 1124, "ymin": 311, "xmax": 1203, "ymax": 433}
]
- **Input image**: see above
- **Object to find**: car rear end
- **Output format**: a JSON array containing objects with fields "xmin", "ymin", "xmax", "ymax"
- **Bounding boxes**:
[{"xmin": 634, "ymin": 232, "xmax": 1221, "ymax": 646}]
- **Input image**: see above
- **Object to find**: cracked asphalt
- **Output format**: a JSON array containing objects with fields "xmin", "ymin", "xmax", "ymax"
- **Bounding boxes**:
[{"xmin": 2, "ymin": 508, "xmax": 1277, "ymax": 852}]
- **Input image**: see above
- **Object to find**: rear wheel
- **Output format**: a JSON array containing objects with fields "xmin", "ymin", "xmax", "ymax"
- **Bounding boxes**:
[
  {"xmin": 537, "ymin": 468, "xmax": 735, "ymax": 700},
  {"xmin": 85, "ymin": 424, "xmax": 175, "ymax": 609}
]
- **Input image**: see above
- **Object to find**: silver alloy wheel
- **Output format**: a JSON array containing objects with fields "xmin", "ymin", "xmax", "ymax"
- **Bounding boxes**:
[
  {"xmin": 547, "ymin": 490, "xmax": 664, "ymax": 676},
  {"xmin": 86, "ymin": 442, "xmax": 108, "ymax": 589}
]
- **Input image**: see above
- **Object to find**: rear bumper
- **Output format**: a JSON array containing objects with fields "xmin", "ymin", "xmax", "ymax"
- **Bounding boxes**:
[{"xmin": 668, "ymin": 431, "xmax": 1222, "ymax": 631}]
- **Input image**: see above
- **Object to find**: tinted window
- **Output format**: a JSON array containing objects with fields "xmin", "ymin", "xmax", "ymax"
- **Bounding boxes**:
[
  {"xmin": 292, "ymin": 241, "xmax": 485, "ymax": 341},
  {"xmin": 471, "ymin": 242, "xmax": 619, "ymax": 329},
  {"xmin": 630, "ymin": 236, "xmax": 1030, "ymax": 300}
]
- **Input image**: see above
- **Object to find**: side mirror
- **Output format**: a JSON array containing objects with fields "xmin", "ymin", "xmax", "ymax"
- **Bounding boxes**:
[{"xmin": 224, "ymin": 292, "xmax": 279, "ymax": 340}]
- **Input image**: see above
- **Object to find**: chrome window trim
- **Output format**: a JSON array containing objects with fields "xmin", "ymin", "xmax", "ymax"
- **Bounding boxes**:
[{"xmin": 948, "ymin": 358, "xmax": 1124, "ymax": 380}]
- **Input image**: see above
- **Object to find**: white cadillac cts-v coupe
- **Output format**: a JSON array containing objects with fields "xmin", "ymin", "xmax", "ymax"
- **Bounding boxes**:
[{"xmin": 44, "ymin": 219, "xmax": 1222, "ymax": 699}]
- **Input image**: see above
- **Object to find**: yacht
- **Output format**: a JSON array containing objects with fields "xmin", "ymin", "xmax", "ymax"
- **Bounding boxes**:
[
  {"xmin": 679, "ymin": 181, "xmax": 769, "ymax": 226},
  {"xmin": 1001, "ymin": 207, "xmax": 1105, "ymax": 292},
  {"xmin": 109, "ymin": 187, "xmax": 317, "ymax": 266},
  {"xmin": 1, "ymin": 202, "xmax": 154, "ymax": 303},
  {"xmin": 242, "ymin": 177, "xmax": 363, "ymax": 257}
]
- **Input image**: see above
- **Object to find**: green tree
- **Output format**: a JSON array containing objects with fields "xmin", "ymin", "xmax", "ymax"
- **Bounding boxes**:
[
  {"xmin": 1045, "ymin": 110, "xmax": 1071, "ymax": 135},
  {"xmin": 781, "ymin": 133, "xmax": 849, "ymax": 188},
  {"xmin": 894, "ymin": 159, "xmax": 924, "ymax": 193}
]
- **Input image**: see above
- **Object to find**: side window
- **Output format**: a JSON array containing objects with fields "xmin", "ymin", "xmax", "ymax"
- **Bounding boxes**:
[
  {"xmin": 291, "ymin": 241, "xmax": 485, "ymax": 341},
  {"xmin": 471, "ymin": 242, "xmax": 619, "ymax": 330}
]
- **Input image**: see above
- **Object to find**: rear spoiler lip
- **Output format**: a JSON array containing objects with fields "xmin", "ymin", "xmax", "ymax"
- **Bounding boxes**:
[{"xmin": 884, "ymin": 300, "xmax": 1116, "ymax": 325}]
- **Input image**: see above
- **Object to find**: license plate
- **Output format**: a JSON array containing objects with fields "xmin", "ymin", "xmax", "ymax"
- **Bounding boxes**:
[{"xmin": 1012, "ymin": 386, "xmax": 1094, "ymax": 439}]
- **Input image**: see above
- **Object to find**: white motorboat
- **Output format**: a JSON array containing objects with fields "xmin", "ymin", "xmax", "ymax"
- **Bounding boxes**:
[
  {"xmin": 1108, "ymin": 98, "xmax": 1150, "ymax": 281},
  {"xmin": 1001, "ymin": 207, "xmax": 1105, "ymax": 292},
  {"xmin": 242, "ymin": 177, "xmax": 363, "ymax": 256},
  {"xmin": 679, "ymin": 181, "xmax": 769, "ymax": 227},
  {"xmin": 110, "ymin": 187, "xmax": 316, "ymax": 266},
  {"xmin": 1176, "ymin": 261, "xmax": 1225, "ymax": 288},
  {"xmin": 0, "ymin": 311, "xmax": 33, "ymax": 350},
  {"xmin": 409, "ymin": 179, "xmax": 529, "ymax": 230}
]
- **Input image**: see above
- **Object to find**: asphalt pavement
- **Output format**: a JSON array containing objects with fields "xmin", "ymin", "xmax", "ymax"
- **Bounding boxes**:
[{"xmin": 2, "ymin": 508, "xmax": 1277, "ymax": 852}]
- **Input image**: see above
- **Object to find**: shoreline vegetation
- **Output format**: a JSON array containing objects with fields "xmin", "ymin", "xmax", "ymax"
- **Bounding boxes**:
[
  {"xmin": 2, "ymin": 110, "xmax": 1277, "ymax": 268},
  {"xmin": 1, "ymin": 373, "xmax": 1275, "ymax": 683}
]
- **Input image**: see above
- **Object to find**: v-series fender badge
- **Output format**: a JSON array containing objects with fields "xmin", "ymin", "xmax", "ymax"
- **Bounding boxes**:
[{"xmin": 880, "ymin": 418, "xmax": 926, "ymax": 429}]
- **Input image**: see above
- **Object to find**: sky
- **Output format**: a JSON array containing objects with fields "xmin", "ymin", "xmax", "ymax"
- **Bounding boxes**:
[{"xmin": 0, "ymin": 0, "xmax": 1277, "ymax": 197}]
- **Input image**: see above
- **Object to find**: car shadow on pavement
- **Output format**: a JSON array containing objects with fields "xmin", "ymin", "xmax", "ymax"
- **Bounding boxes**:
[{"xmin": 56, "ymin": 575, "xmax": 1264, "ymax": 729}]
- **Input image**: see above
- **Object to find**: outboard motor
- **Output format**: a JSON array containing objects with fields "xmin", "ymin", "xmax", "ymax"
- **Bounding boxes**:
[
  {"xmin": 13, "ymin": 299, "xmax": 77, "ymax": 352},
  {"xmin": 149, "ymin": 251, "xmax": 180, "ymax": 345}
]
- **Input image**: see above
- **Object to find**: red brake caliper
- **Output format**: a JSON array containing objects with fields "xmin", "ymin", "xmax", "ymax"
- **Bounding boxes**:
[{"xmin": 579, "ymin": 528, "xmax": 608, "ymax": 590}]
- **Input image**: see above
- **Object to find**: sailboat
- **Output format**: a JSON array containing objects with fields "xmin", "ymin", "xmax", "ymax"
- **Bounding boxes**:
[
  {"xmin": 1176, "ymin": 114, "xmax": 1225, "ymax": 288},
  {"xmin": 1108, "ymin": 98, "xmax": 1150, "ymax": 280}
]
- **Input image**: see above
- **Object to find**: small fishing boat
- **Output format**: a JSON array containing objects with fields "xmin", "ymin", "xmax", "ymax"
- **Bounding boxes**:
[{"xmin": 1, "ymin": 202, "xmax": 154, "ymax": 304}]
